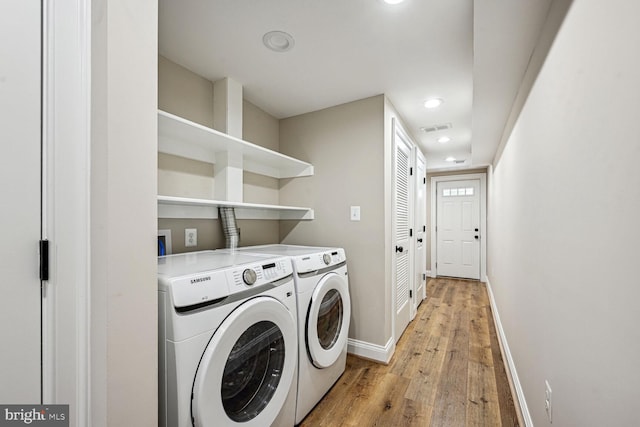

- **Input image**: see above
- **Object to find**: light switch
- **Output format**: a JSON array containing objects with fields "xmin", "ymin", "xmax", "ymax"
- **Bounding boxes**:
[{"xmin": 350, "ymin": 206, "xmax": 361, "ymax": 221}]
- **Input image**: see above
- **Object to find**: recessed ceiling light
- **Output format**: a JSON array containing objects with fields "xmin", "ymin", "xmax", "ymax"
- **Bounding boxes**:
[
  {"xmin": 383, "ymin": 0, "xmax": 405, "ymax": 4},
  {"xmin": 424, "ymin": 98, "xmax": 444, "ymax": 109},
  {"xmin": 263, "ymin": 31, "xmax": 295, "ymax": 53},
  {"xmin": 437, "ymin": 136, "xmax": 451, "ymax": 143},
  {"xmin": 445, "ymin": 156, "xmax": 456, "ymax": 162}
]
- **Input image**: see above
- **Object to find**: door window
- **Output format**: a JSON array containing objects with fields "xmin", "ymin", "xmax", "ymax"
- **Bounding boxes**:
[
  {"xmin": 221, "ymin": 320, "xmax": 285, "ymax": 422},
  {"xmin": 316, "ymin": 289, "xmax": 343, "ymax": 350}
]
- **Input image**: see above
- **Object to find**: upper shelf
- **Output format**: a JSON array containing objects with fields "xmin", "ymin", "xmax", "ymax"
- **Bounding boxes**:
[{"xmin": 158, "ymin": 110, "xmax": 314, "ymax": 179}]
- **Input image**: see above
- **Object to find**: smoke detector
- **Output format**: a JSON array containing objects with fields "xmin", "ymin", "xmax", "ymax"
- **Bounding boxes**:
[{"xmin": 263, "ymin": 31, "xmax": 295, "ymax": 53}]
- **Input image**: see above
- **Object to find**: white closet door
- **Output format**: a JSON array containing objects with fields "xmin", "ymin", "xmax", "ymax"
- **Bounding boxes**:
[
  {"xmin": 392, "ymin": 120, "xmax": 414, "ymax": 343},
  {"xmin": 414, "ymin": 150, "xmax": 427, "ymax": 304},
  {"xmin": 0, "ymin": 0, "xmax": 42, "ymax": 402}
]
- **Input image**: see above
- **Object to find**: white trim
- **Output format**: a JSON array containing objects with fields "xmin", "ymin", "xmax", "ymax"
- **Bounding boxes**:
[
  {"xmin": 486, "ymin": 278, "xmax": 532, "ymax": 427},
  {"xmin": 429, "ymin": 173, "xmax": 487, "ymax": 281},
  {"xmin": 347, "ymin": 337, "xmax": 395, "ymax": 364},
  {"xmin": 426, "ymin": 270, "xmax": 435, "ymax": 278},
  {"xmin": 42, "ymin": 0, "xmax": 91, "ymax": 424}
]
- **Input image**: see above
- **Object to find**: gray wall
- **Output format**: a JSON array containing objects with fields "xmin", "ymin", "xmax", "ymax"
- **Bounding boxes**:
[
  {"xmin": 157, "ymin": 56, "xmax": 281, "ymax": 252},
  {"xmin": 90, "ymin": 0, "xmax": 158, "ymax": 425},
  {"xmin": 488, "ymin": 0, "xmax": 640, "ymax": 425},
  {"xmin": 279, "ymin": 95, "xmax": 390, "ymax": 347}
]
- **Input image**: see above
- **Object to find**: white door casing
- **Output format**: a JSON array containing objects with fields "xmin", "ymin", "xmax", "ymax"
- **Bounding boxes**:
[
  {"xmin": 436, "ymin": 179, "xmax": 481, "ymax": 280},
  {"xmin": 414, "ymin": 150, "xmax": 427, "ymax": 303},
  {"xmin": 0, "ymin": 0, "xmax": 42, "ymax": 403},
  {"xmin": 392, "ymin": 119, "xmax": 414, "ymax": 343}
]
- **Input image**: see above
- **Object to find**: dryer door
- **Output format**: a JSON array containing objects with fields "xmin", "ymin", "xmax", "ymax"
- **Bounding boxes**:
[
  {"xmin": 306, "ymin": 272, "xmax": 351, "ymax": 368},
  {"xmin": 192, "ymin": 296, "xmax": 296, "ymax": 427}
]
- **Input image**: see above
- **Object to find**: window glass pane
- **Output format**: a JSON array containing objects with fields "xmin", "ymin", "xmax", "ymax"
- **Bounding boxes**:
[
  {"xmin": 459, "ymin": 188, "xmax": 466, "ymax": 195},
  {"xmin": 451, "ymin": 188, "xmax": 458, "ymax": 196},
  {"xmin": 466, "ymin": 188, "xmax": 474, "ymax": 195},
  {"xmin": 443, "ymin": 189, "xmax": 450, "ymax": 197}
]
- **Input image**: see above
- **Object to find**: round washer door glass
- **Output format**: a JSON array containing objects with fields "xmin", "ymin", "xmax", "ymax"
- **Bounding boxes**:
[
  {"xmin": 192, "ymin": 297, "xmax": 296, "ymax": 427},
  {"xmin": 221, "ymin": 320, "xmax": 284, "ymax": 422},
  {"xmin": 307, "ymin": 272, "xmax": 351, "ymax": 369}
]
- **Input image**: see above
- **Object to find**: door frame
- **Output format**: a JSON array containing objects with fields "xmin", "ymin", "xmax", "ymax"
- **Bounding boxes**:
[
  {"xmin": 42, "ymin": 0, "xmax": 91, "ymax": 423},
  {"xmin": 430, "ymin": 173, "xmax": 487, "ymax": 282}
]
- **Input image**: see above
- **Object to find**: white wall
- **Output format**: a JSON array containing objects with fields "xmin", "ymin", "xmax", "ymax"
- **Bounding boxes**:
[
  {"xmin": 90, "ymin": 0, "xmax": 158, "ymax": 425},
  {"xmin": 488, "ymin": 1, "xmax": 640, "ymax": 425}
]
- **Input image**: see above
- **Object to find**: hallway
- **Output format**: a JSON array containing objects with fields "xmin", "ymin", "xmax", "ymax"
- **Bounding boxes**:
[{"xmin": 300, "ymin": 278, "xmax": 519, "ymax": 426}]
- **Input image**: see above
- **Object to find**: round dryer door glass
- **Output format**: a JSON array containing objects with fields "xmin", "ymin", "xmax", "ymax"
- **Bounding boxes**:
[
  {"xmin": 317, "ymin": 289, "xmax": 343, "ymax": 350},
  {"xmin": 221, "ymin": 320, "xmax": 285, "ymax": 422}
]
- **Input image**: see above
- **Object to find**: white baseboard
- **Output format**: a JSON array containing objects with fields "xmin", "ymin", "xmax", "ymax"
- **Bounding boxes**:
[
  {"xmin": 426, "ymin": 270, "xmax": 436, "ymax": 278},
  {"xmin": 347, "ymin": 337, "xmax": 395, "ymax": 364},
  {"xmin": 485, "ymin": 278, "xmax": 532, "ymax": 427}
]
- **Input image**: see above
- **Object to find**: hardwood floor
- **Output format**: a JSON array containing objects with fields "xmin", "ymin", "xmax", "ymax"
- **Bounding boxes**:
[{"xmin": 298, "ymin": 278, "xmax": 519, "ymax": 427}]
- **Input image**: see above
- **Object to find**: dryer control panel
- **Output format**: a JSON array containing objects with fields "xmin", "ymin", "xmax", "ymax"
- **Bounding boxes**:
[{"xmin": 294, "ymin": 248, "xmax": 346, "ymax": 274}]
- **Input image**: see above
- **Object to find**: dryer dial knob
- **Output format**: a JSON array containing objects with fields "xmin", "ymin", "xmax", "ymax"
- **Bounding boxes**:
[
  {"xmin": 323, "ymin": 253, "xmax": 331, "ymax": 265},
  {"xmin": 242, "ymin": 268, "xmax": 257, "ymax": 285}
]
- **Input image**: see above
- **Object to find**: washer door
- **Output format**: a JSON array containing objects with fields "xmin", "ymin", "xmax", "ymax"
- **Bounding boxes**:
[
  {"xmin": 192, "ymin": 296, "xmax": 296, "ymax": 427},
  {"xmin": 306, "ymin": 272, "xmax": 351, "ymax": 368}
]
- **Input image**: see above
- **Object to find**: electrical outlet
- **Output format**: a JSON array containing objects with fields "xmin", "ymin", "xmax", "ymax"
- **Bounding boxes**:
[
  {"xmin": 545, "ymin": 380, "xmax": 552, "ymax": 423},
  {"xmin": 185, "ymin": 228, "xmax": 197, "ymax": 247}
]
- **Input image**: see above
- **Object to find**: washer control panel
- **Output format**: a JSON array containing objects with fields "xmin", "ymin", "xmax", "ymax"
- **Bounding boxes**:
[{"xmin": 230, "ymin": 257, "xmax": 292, "ymax": 290}]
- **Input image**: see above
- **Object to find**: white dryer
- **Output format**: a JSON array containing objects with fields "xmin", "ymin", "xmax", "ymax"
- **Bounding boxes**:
[
  {"xmin": 230, "ymin": 245, "xmax": 351, "ymax": 424},
  {"xmin": 158, "ymin": 250, "xmax": 298, "ymax": 427}
]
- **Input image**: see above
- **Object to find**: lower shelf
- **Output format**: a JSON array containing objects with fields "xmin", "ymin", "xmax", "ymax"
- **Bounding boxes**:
[{"xmin": 157, "ymin": 195, "xmax": 314, "ymax": 220}]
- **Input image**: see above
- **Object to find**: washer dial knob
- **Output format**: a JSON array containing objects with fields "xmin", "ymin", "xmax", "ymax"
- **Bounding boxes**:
[
  {"xmin": 323, "ymin": 253, "xmax": 331, "ymax": 265},
  {"xmin": 242, "ymin": 268, "xmax": 257, "ymax": 285}
]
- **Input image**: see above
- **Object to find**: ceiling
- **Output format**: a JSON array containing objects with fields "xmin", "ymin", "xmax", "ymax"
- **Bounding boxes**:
[{"xmin": 159, "ymin": 0, "xmax": 554, "ymax": 170}]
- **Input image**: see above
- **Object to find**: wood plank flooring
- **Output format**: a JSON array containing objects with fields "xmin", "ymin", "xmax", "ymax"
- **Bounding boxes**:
[{"xmin": 298, "ymin": 278, "xmax": 519, "ymax": 427}]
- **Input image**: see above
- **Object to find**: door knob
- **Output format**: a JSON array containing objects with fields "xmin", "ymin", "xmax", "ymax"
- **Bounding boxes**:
[
  {"xmin": 417, "ymin": 238, "xmax": 423, "ymax": 243},
  {"xmin": 395, "ymin": 246, "xmax": 404, "ymax": 253}
]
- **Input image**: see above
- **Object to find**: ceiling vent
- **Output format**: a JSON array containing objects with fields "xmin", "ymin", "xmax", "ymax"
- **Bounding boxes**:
[{"xmin": 420, "ymin": 123, "xmax": 452, "ymax": 133}]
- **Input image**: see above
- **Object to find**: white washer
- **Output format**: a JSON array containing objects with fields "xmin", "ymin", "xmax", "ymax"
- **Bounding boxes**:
[
  {"xmin": 158, "ymin": 250, "xmax": 298, "ymax": 427},
  {"xmin": 230, "ymin": 245, "xmax": 351, "ymax": 424}
]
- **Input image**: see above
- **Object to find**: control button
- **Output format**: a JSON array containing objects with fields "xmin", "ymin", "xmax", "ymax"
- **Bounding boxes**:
[
  {"xmin": 242, "ymin": 268, "xmax": 257, "ymax": 285},
  {"xmin": 323, "ymin": 253, "xmax": 331, "ymax": 265}
]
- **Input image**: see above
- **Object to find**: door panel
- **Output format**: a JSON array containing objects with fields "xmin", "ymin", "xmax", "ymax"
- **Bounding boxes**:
[
  {"xmin": 0, "ymin": 0, "xmax": 42, "ymax": 403},
  {"xmin": 436, "ymin": 179, "xmax": 480, "ymax": 280},
  {"xmin": 392, "ymin": 121, "xmax": 413, "ymax": 342},
  {"xmin": 414, "ymin": 151, "xmax": 427, "ymax": 302}
]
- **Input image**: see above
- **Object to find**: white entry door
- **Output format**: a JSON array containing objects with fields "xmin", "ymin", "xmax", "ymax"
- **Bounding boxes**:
[
  {"xmin": 436, "ymin": 179, "xmax": 480, "ymax": 280},
  {"xmin": 392, "ymin": 120, "xmax": 414, "ymax": 342},
  {"xmin": 0, "ymin": 0, "xmax": 43, "ymax": 402}
]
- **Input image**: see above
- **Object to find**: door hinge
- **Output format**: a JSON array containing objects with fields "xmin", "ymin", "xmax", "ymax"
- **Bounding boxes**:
[
  {"xmin": 409, "ymin": 290, "xmax": 413, "ymax": 298},
  {"xmin": 423, "ymin": 177, "xmax": 426, "ymax": 184},
  {"xmin": 39, "ymin": 240, "xmax": 49, "ymax": 281},
  {"xmin": 423, "ymin": 225, "xmax": 426, "ymax": 232},
  {"xmin": 410, "ymin": 167, "xmax": 413, "ymax": 176},
  {"xmin": 409, "ymin": 228, "xmax": 413, "ymax": 237},
  {"xmin": 422, "ymin": 273, "xmax": 426, "ymax": 280}
]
